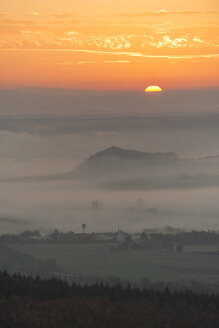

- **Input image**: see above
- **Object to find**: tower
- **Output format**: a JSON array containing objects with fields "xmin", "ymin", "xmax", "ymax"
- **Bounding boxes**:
[{"xmin": 82, "ymin": 223, "xmax": 86, "ymax": 233}]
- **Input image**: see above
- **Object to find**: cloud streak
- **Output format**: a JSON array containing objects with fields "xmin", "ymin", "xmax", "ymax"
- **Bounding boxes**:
[
  {"xmin": 1, "ymin": 47, "xmax": 218, "ymax": 60},
  {"xmin": 0, "ymin": 12, "xmax": 10, "ymax": 18},
  {"xmin": 52, "ymin": 13, "xmax": 74, "ymax": 18},
  {"xmin": 116, "ymin": 10, "xmax": 208, "ymax": 18}
]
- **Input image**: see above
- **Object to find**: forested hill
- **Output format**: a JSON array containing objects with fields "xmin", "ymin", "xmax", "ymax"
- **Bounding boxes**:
[{"xmin": 0, "ymin": 271, "xmax": 219, "ymax": 328}]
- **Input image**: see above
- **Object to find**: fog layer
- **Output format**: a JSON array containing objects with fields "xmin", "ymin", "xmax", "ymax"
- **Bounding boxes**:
[{"xmin": 0, "ymin": 88, "xmax": 219, "ymax": 233}]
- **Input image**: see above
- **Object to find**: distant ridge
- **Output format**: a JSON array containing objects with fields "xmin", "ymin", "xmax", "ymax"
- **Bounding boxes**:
[
  {"xmin": 3, "ymin": 147, "xmax": 219, "ymax": 190},
  {"xmin": 74, "ymin": 146, "xmax": 179, "ymax": 179},
  {"xmin": 88, "ymin": 146, "xmax": 178, "ymax": 161},
  {"xmin": 0, "ymin": 146, "xmax": 179, "ymax": 183}
]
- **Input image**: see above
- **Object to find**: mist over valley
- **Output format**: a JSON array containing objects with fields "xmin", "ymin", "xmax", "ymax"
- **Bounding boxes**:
[{"xmin": 0, "ymin": 88, "xmax": 219, "ymax": 234}]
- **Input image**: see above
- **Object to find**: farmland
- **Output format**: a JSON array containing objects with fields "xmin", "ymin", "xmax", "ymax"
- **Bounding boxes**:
[{"xmin": 11, "ymin": 243, "xmax": 219, "ymax": 283}]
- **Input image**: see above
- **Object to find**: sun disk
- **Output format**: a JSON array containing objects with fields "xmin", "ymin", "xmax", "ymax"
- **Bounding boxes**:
[{"xmin": 145, "ymin": 85, "xmax": 163, "ymax": 92}]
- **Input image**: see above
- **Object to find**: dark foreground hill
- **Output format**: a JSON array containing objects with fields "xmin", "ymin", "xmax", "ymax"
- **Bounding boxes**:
[{"xmin": 0, "ymin": 271, "xmax": 219, "ymax": 328}]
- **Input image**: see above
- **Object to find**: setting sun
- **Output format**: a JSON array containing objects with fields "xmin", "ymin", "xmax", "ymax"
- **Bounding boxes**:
[
  {"xmin": 0, "ymin": 0, "xmax": 218, "ymax": 90},
  {"xmin": 145, "ymin": 86, "xmax": 163, "ymax": 92}
]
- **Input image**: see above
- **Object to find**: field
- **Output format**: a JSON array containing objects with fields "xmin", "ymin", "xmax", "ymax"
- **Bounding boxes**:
[{"xmin": 11, "ymin": 243, "xmax": 219, "ymax": 283}]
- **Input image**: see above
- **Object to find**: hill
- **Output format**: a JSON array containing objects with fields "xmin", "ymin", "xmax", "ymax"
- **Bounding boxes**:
[
  {"xmin": 87, "ymin": 146, "xmax": 178, "ymax": 161},
  {"xmin": 3, "ymin": 146, "xmax": 219, "ymax": 190},
  {"xmin": 74, "ymin": 146, "xmax": 179, "ymax": 180}
]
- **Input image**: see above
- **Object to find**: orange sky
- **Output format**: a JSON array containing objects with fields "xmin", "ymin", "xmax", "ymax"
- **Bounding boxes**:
[{"xmin": 0, "ymin": 0, "xmax": 218, "ymax": 90}]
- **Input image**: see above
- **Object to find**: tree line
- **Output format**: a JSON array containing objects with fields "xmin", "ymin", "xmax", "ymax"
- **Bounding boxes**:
[{"xmin": 0, "ymin": 271, "xmax": 218, "ymax": 327}]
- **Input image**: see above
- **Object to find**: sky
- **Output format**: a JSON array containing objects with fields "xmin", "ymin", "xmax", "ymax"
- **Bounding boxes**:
[
  {"xmin": 0, "ymin": 0, "xmax": 219, "ymax": 233},
  {"xmin": 0, "ymin": 0, "xmax": 219, "ymax": 237},
  {"xmin": 0, "ymin": 0, "xmax": 218, "ymax": 90}
]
